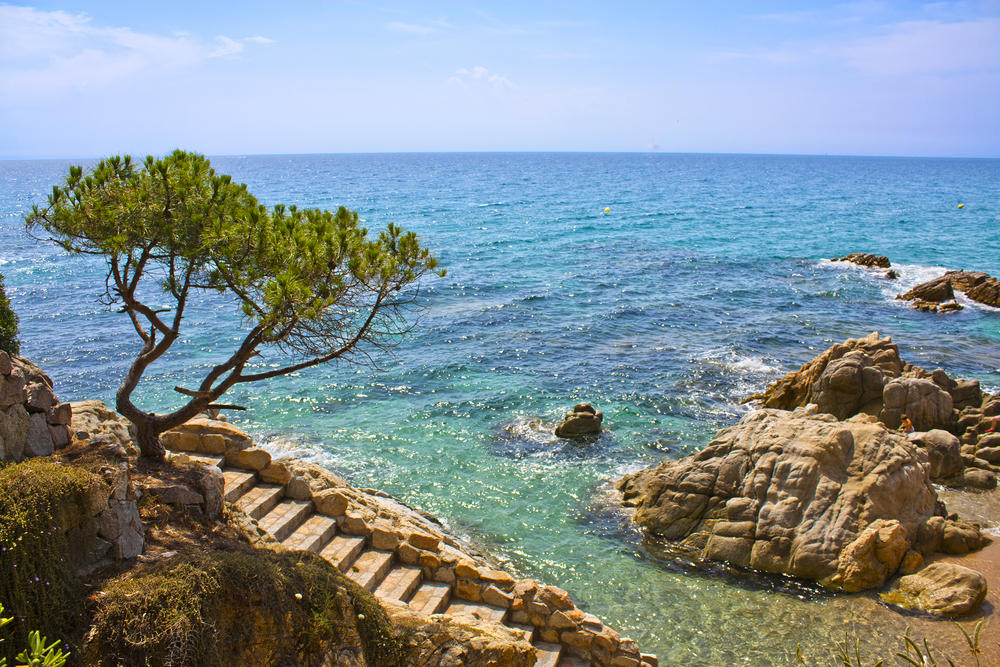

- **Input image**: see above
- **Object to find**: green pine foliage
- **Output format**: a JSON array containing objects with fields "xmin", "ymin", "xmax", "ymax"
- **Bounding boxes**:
[
  {"xmin": 0, "ymin": 273, "xmax": 18, "ymax": 356},
  {"xmin": 25, "ymin": 150, "xmax": 443, "ymax": 459}
]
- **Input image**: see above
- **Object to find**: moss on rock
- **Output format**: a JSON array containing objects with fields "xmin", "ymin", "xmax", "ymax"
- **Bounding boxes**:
[{"xmin": 85, "ymin": 547, "xmax": 405, "ymax": 667}]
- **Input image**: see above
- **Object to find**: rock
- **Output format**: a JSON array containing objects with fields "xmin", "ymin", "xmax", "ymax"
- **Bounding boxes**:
[
  {"xmin": 285, "ymin": 474, "xmax": 312, "ymax": 500},
  {"xmin": 898, "ymin": 549, "xmax": 924, "ymax": 575},
  {"xmin": 941, "ymin": 519, "xmax": 990, "ymax": 555},
  {"xmin": 554, "ymin": 403, "xmax": 603, "ymax": 437},
  {"xmin": 885, "ymin": 270, "xmax": 899, "ymax": 280},
  {"xmin": 0, "ymin": 350, "xmax": 10, "ymax": 375},
  {"xmin": 1, "ymin": 403, "xmax": 29, "ymax": 461},
  {"xmin": 70, "ymin": 400, "xmax": 135, "ymax": 450},
  {"xmin": 945, "ymin": 270, "xmax": 1000, "ymax": 308},
  {"xmin": 831, "ymin": 253, "xmax": 891, "ymax": 269},
  {"xmin": 198, "ymin": 465, "xmax": 224, "ymax": 520},
  {"xmin": 96, "ymin": 499, "xmax": 144, "ymax": 559},
  {"xmin": 950, "ymin": 380, "xmax": 982, "ymax": 412},
  {"xmin": 962, "ymin": 468, "xmax": 997, "ymax": 490},
  {"xmin": 0, "ymin": 367, "xmax": 26, "ymax": 410},
  {"xmin": 899, "ymin": 276, "xmax": 956, "ymax": 304},
  {"xmin": 748, "ymin": 332, "xmax": 903, "ymax": 411},
  {"xmin": 260, "ymin": 461, "xmax": 294, "ymax": 485},
  {"xmin": 48, "ymin": 423, "xmax": 70, "ymax": 449},
  {"xmin": 617, "ymin": 407, "xmax": 938, "ymax": 591},
  {"xmin": 976, "ymin": 446, "xmax": 1000, "ymax": 464},
  {"xmin": 24, "ymin": 412, "xmax": 55, "ymax": 458},
  {"xmin": 977, "ymin": 433, "xmax": 1000, "ymax": 449},
  {"xmin": 225, "ymin": 447, "xmax": 271, "ymax": 471},
  {"xmin": 25, "ymin": 382, "xmax": 55, "ymax": 414},
  {"xmin": 143, "ymin": 481, "xmax": 203, "ymax": 505},
  {"xmin": 811, "ymin": 351, "xmax": 887, "ymax": 419},
  {"xmin": 313, "ymin": 489, "xmax": 350, "ymax": 517},
  {"xmin": 48, "ymin": 402, "xmax": 72, "ymax": 425},
  {"xmin": 884, "ymin": 562, "xmax": 988, "ymax": 616},
  {"xmin": 908, "ymin": 430, "xmax": 963, "ymax": 480},
  {"xmin": 880, "ymin": 378, "xmax": 953, "ymax": 431}
]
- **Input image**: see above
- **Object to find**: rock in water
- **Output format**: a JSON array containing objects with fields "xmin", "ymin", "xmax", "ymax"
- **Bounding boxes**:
[
  {"xmin": 831, "ymin": 253, "xmax": 891, "ymax": 269},
  {"xmin": 899, "ymin": 276, "xmax": 956, "ymax": 304},
  {"xmin": 554, "ymin": 403, "xmax": 603, "ymax": 437},
  {"xmin": 617, "ymin": 406, "xmax": 939, "ymax": 591},
  {"xmin": 883, "ymin": 562, "xmax": 988, "ymax": 616}
]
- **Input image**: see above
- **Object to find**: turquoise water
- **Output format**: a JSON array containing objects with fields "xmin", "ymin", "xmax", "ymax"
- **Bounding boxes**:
[{"xmin": 3, "ymin": 153, "xmax": 1000, "ymax": 664}]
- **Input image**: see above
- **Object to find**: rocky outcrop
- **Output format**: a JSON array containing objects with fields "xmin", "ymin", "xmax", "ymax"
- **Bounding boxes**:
[
  {"xmin": 831, "ymin": 253, "xmax": 891, "ymax": 269},
  {"xmin": 879, "ymin": 378, "xmax": 953, "ymax": 431},
  {"xmin": 71, "ymin": 400, "xmax": 135, "ymax": 452},
  {"xmin": 554, "ymin": 403, "xmax": 603, "ymax": 437},
  {"xmin": 0, "ymin": 351, "xmax": 72, "ymax": 461},
  {"xmin": 897, "ymin": 269, "xmax": 1000, "ymax": 311},
  {"xmin": 883, "ymin": 562, "xmax": 988, "ymax": 616},
  {"xmin": 617, "ymin": 406, "xmax": 988, "ymax": 592}
]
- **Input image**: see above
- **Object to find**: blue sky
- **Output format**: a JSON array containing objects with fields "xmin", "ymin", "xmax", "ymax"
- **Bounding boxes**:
[{"xmin": 1, "ymin": 1, "xmax": 998, "ymax": 158}]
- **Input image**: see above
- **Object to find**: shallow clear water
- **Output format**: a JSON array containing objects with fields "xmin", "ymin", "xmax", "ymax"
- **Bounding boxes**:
[{"xmin": 3, "ymin": 153, "xmax": 1000, "ymax": 664}]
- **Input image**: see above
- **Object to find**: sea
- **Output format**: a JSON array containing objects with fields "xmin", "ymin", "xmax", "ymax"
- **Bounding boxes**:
[{"xmin": 2, "ymin": 153, "xmax": 999, "ymax": 665}]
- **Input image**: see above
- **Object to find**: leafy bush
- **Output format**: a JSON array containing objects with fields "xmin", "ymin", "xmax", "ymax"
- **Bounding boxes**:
[
  {"xmin": 0, "ymin": 602, "xmax": 70, "ymax": 667},
  {"xmin": 0, "ymin": 273, "xmax": 18, "ymax": 356}
]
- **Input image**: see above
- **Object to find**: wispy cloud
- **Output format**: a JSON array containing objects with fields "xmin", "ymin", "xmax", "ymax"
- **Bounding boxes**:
[
  {"xmin": 0, "ymin": 5, "xmax": 272, "ymax": 100},
  {"xmin": 840, "ymin": 18, "xmax": 1000, "ymax": 75},
  {"xmin": 447, "ymin": 65, "xmax": 514, "ymax": 91}
]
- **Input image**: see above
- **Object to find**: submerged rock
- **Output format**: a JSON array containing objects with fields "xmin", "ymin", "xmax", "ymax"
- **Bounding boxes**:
[
  {"xmin": 883, "ymin": 562, "xmax": 988, "ymax": 616},
  {"xmin": 618, "ymin": 406, "xmax": 943, "ymax": 592},
  {"xmin": 554, "ymin": 403, "xmax": 603, "ymax": 438}
]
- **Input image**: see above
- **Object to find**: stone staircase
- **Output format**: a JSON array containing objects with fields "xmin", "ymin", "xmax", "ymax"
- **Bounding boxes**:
[{"xmin": 180, "ymin": 450, "xmax": 656, "ymax": 667}]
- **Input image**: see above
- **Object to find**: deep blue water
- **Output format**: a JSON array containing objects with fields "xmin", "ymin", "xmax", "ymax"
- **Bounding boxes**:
[{"xmin": 3, "ymin": 153, "xmax": 1000, "ymax": 664}]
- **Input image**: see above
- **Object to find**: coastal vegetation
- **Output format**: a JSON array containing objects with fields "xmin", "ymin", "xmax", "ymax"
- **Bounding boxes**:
[
  {"xmin": 25, "ymin": 151, "xmax": 443, "ymax": 462},
  {"xmin": 0, "ymin": 274, "xmax": 17, "ymax": 356}
]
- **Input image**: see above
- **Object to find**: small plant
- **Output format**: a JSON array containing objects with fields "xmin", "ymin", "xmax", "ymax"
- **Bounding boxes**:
[
  {"xmin": 0, "ymin": 603, "xmax": 70, "ymax": 667},
  {"xmin": 0, "ymin": 273, "xmax": 18, "ymax": 356}
]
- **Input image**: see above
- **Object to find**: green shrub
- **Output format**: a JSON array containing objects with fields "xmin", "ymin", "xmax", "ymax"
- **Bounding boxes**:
[
  {"xmin": 0, "ymin": 460, "xmax": 95, "ymax": 663},
  {"xmin": 0, "ymin": 273, "xmax": 17, "ymax": 356},
  {"xmin": 86, "ymin": 548, "xmax": 405, "ymax": 667}
]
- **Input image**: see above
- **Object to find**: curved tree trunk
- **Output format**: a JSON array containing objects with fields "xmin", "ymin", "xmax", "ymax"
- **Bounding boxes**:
[{"xmin": 133, "ymin": 419, "xmax": 166, "ymax": 461}]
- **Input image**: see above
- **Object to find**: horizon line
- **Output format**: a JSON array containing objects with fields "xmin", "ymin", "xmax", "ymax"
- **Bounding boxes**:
[{"xmin": 2, "ymin": 149, "xmax": 999, "ymax": 162}]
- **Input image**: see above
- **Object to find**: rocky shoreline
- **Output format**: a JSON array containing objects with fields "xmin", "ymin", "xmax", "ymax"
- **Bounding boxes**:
[{"xmin": 618, "ymin": 333, "xmax": 997, "ymax": 617}]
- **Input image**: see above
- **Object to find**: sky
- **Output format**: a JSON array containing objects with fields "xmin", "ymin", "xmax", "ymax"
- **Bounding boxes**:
[{"xmin": 0, "ymin": 1, "xmax": 998, "ymax": 158}]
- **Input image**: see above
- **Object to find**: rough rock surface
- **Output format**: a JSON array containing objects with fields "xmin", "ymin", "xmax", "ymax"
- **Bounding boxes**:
[
  {"xmin": 880, "ymin": 378, "xmax": 953, "ymax": 432},
  {"xmin": 747, "ymin": 332, "xmax": 902, "ymax": 412},
  {"xmin": 908, "ymin": 430, "xmax": 963, "ymax": 480},
  {"xmin": 554, "ymin": 403, "xmax": 603, "ymax": 437},
  {"xmin": 617, "ymin": 406, "xmax": 940, "ymax": 591},
  {"xmin": 884, "ymin": 562, "xmax": 988, "ymax": 616},
  {"xmin": 831, "ymin": 253, "xmax": 891, "ymax": 268},
  {"xmin": 899, "ymin": 270, "xmax": 1000, "ymax": 310},
  {"xmin": 0, "ymin": 354, "xmax": 71, "ymax": 461},
  {"xmin": 899, "ymin": 276, "xmax": 956, "ymax": 304},
  {"xmin": 71, "ymin": 400, "xmax": 135, "ymax": 451}
]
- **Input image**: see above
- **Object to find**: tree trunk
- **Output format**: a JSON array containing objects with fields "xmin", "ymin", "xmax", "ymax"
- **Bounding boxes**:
[{"xmin": 133, "ymin": 418, "xmax": 166, "ymax": 462}]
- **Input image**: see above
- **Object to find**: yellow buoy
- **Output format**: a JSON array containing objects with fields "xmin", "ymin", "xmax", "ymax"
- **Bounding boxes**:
[
  {"xmin": 604, "ymin": 207, "xmax": 610, "ymax": 213},
  {"xmin": 958, "ymin": 203, "xmax": 965, "ymax": 209}
]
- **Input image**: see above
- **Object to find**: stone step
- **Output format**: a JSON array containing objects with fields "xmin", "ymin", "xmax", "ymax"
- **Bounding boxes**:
[
  {"xmin": 408, "ymin": 581, "xmax": 451, "ymax": 615},
  {"xmin": 444, "ymin": 601, "xmax": 507, "ymax": 626},
  {"xmin": 282, "ymin": 514, "xmax": 338, "ymax": 553},
  {"xmin": 373, "ymin": 565, "xmax": 422, "ymax": 604},
  {"xmin": 235, "ymin": 483, "xmax": 284, "ymax": 520},
  {"xmin": 222, "ymin": 469, "xmax": 258, "ymax": 503},
  {"xmin": 505, "ymin": 621, "xmax": 535, "ymax": 643},
  {"xmin": 533, "ymin": 642, "xmax": 562, "ymax": 667},
  {"xmin": 320, "ymin": 535, "xmax": 367, "ymax": 572},
  {"xmin": 187, "ymin": 453, "xmax": 224, "ymax": 468},
  {"xmin": 345, "ymin": 549, "xmax": 395, "ymax": 592},
  {"xmin": 258, "ymin": 499, "xmax": 313, "ymax": 542}
]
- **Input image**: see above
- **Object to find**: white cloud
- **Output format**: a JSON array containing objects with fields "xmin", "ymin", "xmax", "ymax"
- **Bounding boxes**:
[
  {"xmin": 449, "ymin": 65, "xmax": 514, "ymax": 91},
  {"xmin": 0, "ymin": 5, "xmax": 272, "ymax": 100}
]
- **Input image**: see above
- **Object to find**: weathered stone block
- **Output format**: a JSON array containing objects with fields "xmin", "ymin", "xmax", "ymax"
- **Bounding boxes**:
[
  {"xmin": 482, "ymin": 585, "xmax": 514, "ymax": 608},
  {"xmin": 225, "ymin": 447, "xmax": 271, "ymax": 471},
  {"xmin": 285, "ymin": 475, "xmax": 312, "ymax": 500},
  {"xmin": 539, "ymin": 585, "xmax": 574, "ymax": 610},
  {"xmin": 454, "ymin": 561, "xmax": 480, "ymax": 579},
  {"xmin": 48, "ymin": 402, "xmax": 72, "ymax": 425},
  {"xmin": 200, "ymin": 433, "xmax": 227, "ymax": 454},
  {"xmin": 49, "ymin": 424, "xmax": 70, "ymax": 449},
  {"xmin": 455, "ymin": 578, "xmax": 482, "ymax": 602},
  {"xmin": 408, "ymin": 531, "xmax": 440, "ymax": 551},
  {"xmin": 312, "ymin": 489, "xmax": 349, "ymax": 516},
  {"xmin": 418, "ymin": 552, "xmax": 441, "ymax": 569},
  {"xmin": 338, "ymin": 509, "xmax": 373, "ymax": 535},
  {"xmin": 260, "ymin": 461, "xmax": 294, "ymax": 485},
  {"xmin": 24, "ymin": 412, "xmax": 54, "ymax": 458}
]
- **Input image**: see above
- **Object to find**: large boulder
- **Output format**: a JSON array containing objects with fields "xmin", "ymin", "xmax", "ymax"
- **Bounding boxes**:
[
  {"xmin": 883, "ymin": 562, "xmax": 988, "ymax": 616},
  {"xmin": 880, "ymin": 378, "xmax": 954, "ymax": 432},
  {"xmin": 747, "ymin": 332, "xmax": 903, "ymax": 412},
  {"xmin": 946, "ymin": 270, "xmax": 1000, "ymax": 308},
  {"xmin": 617, "ymin": 406, "xmax": 939, "ymax": 591},
  {"xmin": 811, "ymin": 351, "xmax": 886, "ymax": 419},
  {"xmin": 908, "ymin": 430, "xmax": 963, "ymax": 481}
]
